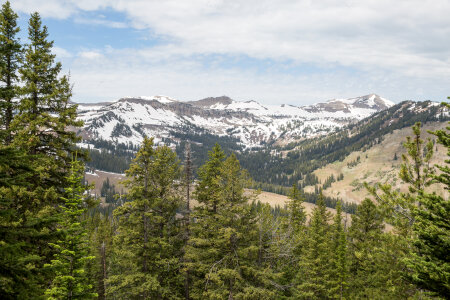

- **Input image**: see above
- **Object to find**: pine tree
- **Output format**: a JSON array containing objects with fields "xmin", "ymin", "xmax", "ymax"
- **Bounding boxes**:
[
  {"xmin": 0, "ymin": 11, "xmax": 83, "ymax": 297},
  {"xmin": 404, "ymin": 102, "xmax": 450, "ymax": 298},
  {"xmin": 0, "ymin": 146, "xmax": 44, "ymax": 298},
  {"xmin": 108, "ymin": 137, "xmax": 183, "ymax": 299},
  {"xmin": 329, "ymin": 201, "xmax": 348, "ymax": 299},
  {"xmin": 347, "ymin": 198, "xmax": 412, "ymax": 298},
  {"xmin": 187, "ymin": 150, "xmax": 275, "ymax": 299},
  {"xmin": 287, "ymin": 183, "xmax": 306, "ymax": 233},
  {"xmin": 0, "ymin": 0, "xmax": 21, "ymax": 144},
  {"xmin": 365, "ymin": 122, "xmax": 443, "ymax": 297},
  {"xmin": 255, "ymin": 202, "xmax": 276, "ymax": 271},
  {"xmin": 348, "ymin": 198, "xmax": 383, "ymax": 297},
  {"xmin": 274, "ymin": 183, "xmax": 307, "ymax": 296},
  {"xmin": 194, "ymin": 143, "xmax": 225, "ymax": 213},
  {"xmin": 85, "ymin": 212, "xmax": 114, "ymax": 300},
  {"xmin": 44, "ymin": 157, "xmax": 97, "ymax": 299},
  {"xmin": 182, "ymin": 142, "xmax": 193, "ymax": 300},
  {"xmin": 294, "ymin": 191, "xmax": 332, "ymax": 299},
  {"xmin": 185, "ymin": 143, "xmax": 226, "ymax": 299},
  {"xmin": 12, "ymin": 12, "xmax": 83, "ymax": 188}
]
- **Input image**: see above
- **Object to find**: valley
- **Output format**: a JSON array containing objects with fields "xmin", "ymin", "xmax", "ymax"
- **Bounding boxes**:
[{"xmin": 81, "ymin": 96, "xmax": 449, "ymax": 213}]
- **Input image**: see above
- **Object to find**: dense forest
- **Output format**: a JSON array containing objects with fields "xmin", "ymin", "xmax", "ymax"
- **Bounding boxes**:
[{"xmin": 0, "ymin": 2, "xmax": 449, "ymax": 299}]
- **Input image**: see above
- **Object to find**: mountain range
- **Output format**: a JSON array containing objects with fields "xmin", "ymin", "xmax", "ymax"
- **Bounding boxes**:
[{"xmin": 76, "ymin": 93, "xmax": 394, "ymax": 148}]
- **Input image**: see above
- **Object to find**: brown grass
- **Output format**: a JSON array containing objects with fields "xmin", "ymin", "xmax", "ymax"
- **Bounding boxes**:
[{"xmin": 305, "ymin": 122, "xmax": 448, "ymax": 204}]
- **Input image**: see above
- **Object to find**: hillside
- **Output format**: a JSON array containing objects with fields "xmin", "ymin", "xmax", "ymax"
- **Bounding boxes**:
[
  {"xmin": 255, "ymin": 190, "xmax": 351, "ymax": 221},
  {"xmin": 303, "ymin": 121, "xmax": 449, "ymax": 204},
  {"xmin": 241, "ymin": 100, "xmax": 449, "ymax": 188}
]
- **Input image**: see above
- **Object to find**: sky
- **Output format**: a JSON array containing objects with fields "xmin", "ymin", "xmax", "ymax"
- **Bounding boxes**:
[{"xmin": 8, "ymin": 0, "xmax": 450, "ymax": 105}]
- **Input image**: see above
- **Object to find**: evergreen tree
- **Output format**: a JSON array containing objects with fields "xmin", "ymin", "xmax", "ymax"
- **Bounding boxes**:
[
  {"xmin": 108, "ymin": 137, "xmax": 183, "ymax": 299},
  {"xmin": 254, "ymin": 202, "xmax": 277, "ymax": 271},
  {"xmin": 348, "ymin": 198, "xmax": 384, "ymax": 298},
  {"xmin": 44, "ymin": 157, "xmax": 97, "ymax": 299},
  {"xmin": 85, "ymin": 212, "xmax": 114, "ymax": 300},
  {"xmin": 194, "ymin": 143, "xmax": 225, "ymax": 213},
  {"xmin": 0, "ymin": 146, "xmax": 45, "ymax": 298},
  {"xmin": 182, "ymin": 142, "xmax": 193, "ymax": 300},
  {"xmin": 365, "ymin": 122, "xmax": 444, "ymax": 297},
  {"xmin": 295, "ymin": 192, "xmax": 332, "ymax": 299},
  {"xmin": 287, "ymin": 183, "xmax": 306, "ymax": 233},
  {"xmin": 12, "ymin": 12, "xmax": 83, "ymax": 188},
  {"xmin": 187, "ymin": 150, "xmax": 275, "ymax": 299},
  {"xmin": 347, "ymin": 198, "xmax": 413, "ymax": 298},
  {"xmin": 0, "ymin": 11, "xmax": 83, "ymax": 297},
  {"xmin": 328, "ymin": 201, "xmax": 348, "ymax": 299},
  {"xmin": 101, "ymin": 178, "xmax": 117, "ymax": 203},
  {"xmin": 0, "ymin": 0, "xmax": 21, "ymax": 144},
  {"xmin": 404, "ymin": 102, "xmax": 450, "ymax": 298},
  {"xmin": 273, "ymin": 183, "xmax": 307, "ymax": 296}
]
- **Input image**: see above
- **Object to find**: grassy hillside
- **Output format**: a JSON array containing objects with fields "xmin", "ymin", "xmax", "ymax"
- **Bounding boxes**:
[{"xmin": 304, "ymin": 121, "xmax": 448, "ymax": 204}]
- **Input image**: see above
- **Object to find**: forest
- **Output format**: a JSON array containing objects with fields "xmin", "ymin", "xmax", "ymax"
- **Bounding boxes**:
[{"xmin": 0, "ymin": 2, "xmax": 449, "ymax": 299}]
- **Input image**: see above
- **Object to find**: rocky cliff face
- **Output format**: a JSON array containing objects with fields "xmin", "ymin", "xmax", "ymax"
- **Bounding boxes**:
[{"xmin": 76, "ymin": 94, "xmax": 394, "ymax": 148}]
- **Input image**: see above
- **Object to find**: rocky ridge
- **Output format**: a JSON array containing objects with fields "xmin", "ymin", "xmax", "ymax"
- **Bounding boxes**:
[{"xmin": 76, "ymin": 94, "xmax": 394, "ymax": 148}]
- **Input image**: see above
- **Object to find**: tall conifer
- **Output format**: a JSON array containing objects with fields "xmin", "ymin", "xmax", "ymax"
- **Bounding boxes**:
[
  {"xmin": 44, "ymin": 157, "xmax": 97, "ymax": 299},
  {"xmin": 287, "ymin": 183, "xmax": 306, "ymax": 233},
  {"xmin": 12, "ymin": 12, "xmax": 83, "ymax": 189},
  {"xmin": 405, "ymin": 104, "xmax": 450, "ymax": 298},
  {"xmin": 108, "ymin": 137, "xmax": 183, "ymax": 299},
  {"xmin": 182, "ymin": 142, "xmax": 193, "ymax": 300},
  {"xmin": 329, "ymin": 200, "xmax": 348, "ymax": 299},
  {"xmin": 0, "ymin": 11, "xmax": 83, "ymax": 297},
  {"xmin": 366, "ymin": 122, "xmax": 443, "ymax": 297},
  {"xmin": 0, "ymin": 146, "xmax": 43, "ymax": 298},
  {"xmin": 187, "ymin": 149, "xmax": 275, "ymax": 299},
  {"xmin": 85, "ymin": 212, "xmax": 114, "ymax": 300},
  {"xmin": 0, "ymin": 0, "xmax": 21, "ymax": 144},
  {"xmin": 194, "ymin": 143, "xmax": 225, "ymax": 213},
  {"xmin": 295, "ymin": 191, "xmax": 331, "ymax": 299},
  {"xmin": 348, "ymin": 198, "xmax": 388, "ymax": 298}
]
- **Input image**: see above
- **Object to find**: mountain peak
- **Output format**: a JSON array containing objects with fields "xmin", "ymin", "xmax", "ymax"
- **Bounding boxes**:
[
  {"xmin": 187, "ymin": 96, "xmax": 233, "ymax": 108},
  {"xmin": 350, "ymin": 94, "xmax": 394, "ymax": 110},
  {"xmin": 317, "ymin": 94, "xmax": 394, "ymax": 113},
  {"xmin": 119, "ymin": 95, "xmax": 177, "ymax": 104}
]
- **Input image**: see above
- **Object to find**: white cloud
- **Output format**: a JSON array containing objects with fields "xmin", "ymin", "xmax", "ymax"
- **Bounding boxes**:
[
  {"xmin": 12, "ymin": 1, "xmax": 450, "ymax": 75},
  {"xmin": 11, "ymin": 0, "xmax": 76, "ymax": 19},
  {"xmin": 63, "ymin": 46, "xmax": 449, "ymax": 104},
  {"xmin": 78, "ymin": 50, "xmax": 103, "ymax": 59},
  {"xmin": 10, "ymin": 0, "xmax": 450, "ymax": 103},
  {"xmin": 74, "ymin": 16, "xmax": 127, "ymax": 28},
  {"xmin": 52, "ymin": 46, "xmax": 72, "ymax": 58}
]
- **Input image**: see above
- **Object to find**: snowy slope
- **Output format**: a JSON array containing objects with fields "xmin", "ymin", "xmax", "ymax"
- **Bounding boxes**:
[{"xmin": 77, "ymin": 94, "xmax": 394, "ymax": 148}]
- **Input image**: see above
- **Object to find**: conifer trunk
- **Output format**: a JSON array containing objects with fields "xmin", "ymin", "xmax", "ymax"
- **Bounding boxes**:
[
  {"xmin": 184, "ymin": 143, "xmax": 192, "ymax": 300},
  {"xmin": 101, "ymin": 241, "xmax": 107, "ymax": 300},
  {"xmin": 5, "ymin": 55, "xmax": 12, "ymax": 143}
]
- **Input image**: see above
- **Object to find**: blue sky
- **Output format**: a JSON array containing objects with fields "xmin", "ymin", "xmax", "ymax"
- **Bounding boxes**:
[{"xmin": 9, "ymin": 0, "xmax": 450, "ymax": 105}]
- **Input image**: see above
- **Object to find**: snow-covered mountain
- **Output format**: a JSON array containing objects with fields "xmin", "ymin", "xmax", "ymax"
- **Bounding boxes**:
[{"xmin": 76, "ymin": 94, "xmax": 394, "ymax": 148}]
